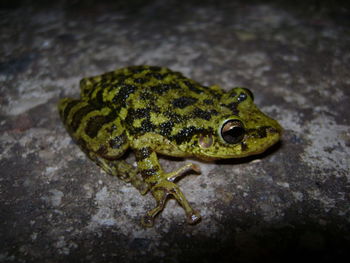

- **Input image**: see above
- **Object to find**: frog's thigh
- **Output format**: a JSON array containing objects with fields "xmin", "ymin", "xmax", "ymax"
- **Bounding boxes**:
[
  {"xmin": 59, "ymin": 98, "xmax": 149, "ymax": 194},
  {"xmin": 79, "ymin": 110, "xmax": 149, "ymax": 194},
  {"xmin": 59, "ymin": 98, "xmax": 127, "ymax": 157}
]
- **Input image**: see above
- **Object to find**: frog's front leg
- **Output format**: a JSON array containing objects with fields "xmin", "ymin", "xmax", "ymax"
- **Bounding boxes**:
[
  {"xmin": 142, "ymin": 163, "xmax": 202, "ymax": 227},
  {"xmin": 134, "ymin": 146, "xmax": 201, "ymax": 227}
]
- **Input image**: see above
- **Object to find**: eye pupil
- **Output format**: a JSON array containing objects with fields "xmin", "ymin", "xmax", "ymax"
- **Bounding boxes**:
[
  {"xmin": 242, "ymin": 88, "xmax": 254, "ymax": 101},
  {"xmin": 223, "ymin": 126, "xmax": 245, "ymax": 142},
  {"xmin": 237, "ymin": 93, "xmax": 247, "ymax": 102},
  {"xmin": 221, "ymin": 120, "xmax": 245, "ymax": 144}
]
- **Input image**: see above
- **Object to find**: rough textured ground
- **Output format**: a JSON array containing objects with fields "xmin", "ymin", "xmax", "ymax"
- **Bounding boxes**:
[{"xmin": 1, "ymin": 0, "xmax": 349, "ymax": 262}]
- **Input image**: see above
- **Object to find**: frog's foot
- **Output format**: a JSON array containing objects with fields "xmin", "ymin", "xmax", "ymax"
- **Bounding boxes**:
[{"xmin": 141, "ymin": 163, "xmax": 201, "ymax": 227}]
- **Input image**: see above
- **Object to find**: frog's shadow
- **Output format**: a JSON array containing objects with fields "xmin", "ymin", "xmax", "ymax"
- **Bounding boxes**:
[{"xmin": 159, "ymin": 140, "xmax": 283, "ymax": 166}]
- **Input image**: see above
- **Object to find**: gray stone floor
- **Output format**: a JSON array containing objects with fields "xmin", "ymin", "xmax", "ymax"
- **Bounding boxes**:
[{"xmin": 1, "ymin": 1, "xmax": 349, "ymax": 262}]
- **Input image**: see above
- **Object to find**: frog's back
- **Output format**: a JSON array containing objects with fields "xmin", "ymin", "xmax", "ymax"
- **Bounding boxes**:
[{"xmin": 79, "ymin": 65, "xmax": 220, "ymax": 109}]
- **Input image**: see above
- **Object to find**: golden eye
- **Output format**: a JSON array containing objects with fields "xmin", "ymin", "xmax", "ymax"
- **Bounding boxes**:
[{"xmin": 221, "ymin": 119, "xmax": 245, "ymax": 144}]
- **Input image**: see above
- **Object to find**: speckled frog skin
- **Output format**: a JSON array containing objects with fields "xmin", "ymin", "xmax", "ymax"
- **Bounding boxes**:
[{"xmin": 58, "ymin": 65, "xmax": 282, "ymax": 227}]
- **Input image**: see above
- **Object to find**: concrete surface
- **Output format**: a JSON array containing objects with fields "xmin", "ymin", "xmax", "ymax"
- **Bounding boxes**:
[{"xmin": 1, "ymin": 0, "xmax": 349, "ymax": 262}]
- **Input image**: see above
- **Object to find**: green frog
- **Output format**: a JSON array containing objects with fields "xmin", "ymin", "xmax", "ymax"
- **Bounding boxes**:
[{"xmin": 58, "ymin": 65, "xmax": 282, "ymax": 227}]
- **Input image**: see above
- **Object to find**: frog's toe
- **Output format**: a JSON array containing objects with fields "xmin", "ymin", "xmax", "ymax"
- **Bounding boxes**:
[
  {"xmin": 191, "ymin": 164, "xmax": 201, "ymax": 174},
  {"xmin": 141, "ymin": 188, "xmax": 167, "ymax": 227},
  {"xmin": 186, "ymin": 210, "xmax": 201, "ymax": 225},
  {"xmin": 141, "ymin": 214, "xmax": 155, "ymax": 227}
]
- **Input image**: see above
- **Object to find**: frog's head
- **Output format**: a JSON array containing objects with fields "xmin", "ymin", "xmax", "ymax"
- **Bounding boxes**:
[{"xmin": 186, "ymin": 87, "xmax": 282, "ymax": 160}]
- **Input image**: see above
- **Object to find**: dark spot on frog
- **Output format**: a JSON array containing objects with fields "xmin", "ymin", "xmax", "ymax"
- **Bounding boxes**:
[
  {"xmin": 257, "ymin": 126, "xmax": 268, "ymax": 138},
  {"xmin": 171, "ymin": 126, "xmax": 212, "ymax": 144},
  {"xmin": 125, "ymin": 108, "xmax": 151, "ymax": 126},
  {"xmin": 109, "ymin": 132, "xmax": 127, "ymax": 149},
  {"xmin": 152, "ymin": 105, "xmax": 161, "ymax": 113},
  {"xmin": 99, "ymin": 73, "xmax": 114, "ymax": 84},
  {"xmin": 135, "ymin": 108, "xmax": 151, "ymax": 119},
  {"xmin": 164, "ymin": 111, "xmax": 186, "ymax": 123},
  {"xmin": 112, "ymin": 84, "xmax": 136, "ymax": 105},
  {"xmin": 129, "ymin": 118, "xmax": 157, "ymax": 135},
  {"xmin": 140, "ymin": 91, "xmax": 153, "ymax": 101},
  {"xmin": 113, "ymin": 75, "xmax": 128, "ymax": 86},
  {"xmin": 247, "ymin": 126, "xmax": 269, "ymax": 139},
  {"xmin": 159, "ymin": 121, "xmax": 174, "ymax": 137},
  {"xmin": 141, "ymin": 119, "xmax": 157, "ymax": 132},
  {"xmin": 85, "ymin": 115, "xmax": 108, "ymax": 138},
  {"xmin": 134, "ymin": 77, "xmax": 149, "ymax": 84},
  {"xmin": 191, "ymin": 108, "xmax": 218, "ymax": 121},
  {"xmin": 141, "ymin": 167, "xmax": 159, "ymax": 179},
  {"xmin": 208, "ymin": 89, "xmax": 222, "ymax": 100},
  {"xmin": 172, "ymin": 97, "xmax": 198, "ymax": 109},
  {"xmin": 150, "ymin": 83, "xmax": 181, "ymax": 94},
  {"xmin": 71, "ymin": 104, "xmax": 99, "ymax": 131},
  {"xmin": 145, "ymin": 72, "xmax": 168, "ymax": 80},
  {"xmin": 125, "ymin": 108, "xmax": 150, "ymax": 133},
  {"xmin": 183, "ymin": 80, "xmax": 203, "ymax": 94},
  {"xmin": 221, "ymin": 102, "xmax": 239, "ymax": 115},
  {"xmin": 93, "ymin": 87, "xmax": 104, "ymax": 105},
  {"xmin": 135, "ymin": 147, "xmax": 152, "ymax": 160},
  {"xmin": 60, "ymin": 100, "xmax": 80, "ymax": 122},
  {"xmin": 203, "ymin": 99, "xmax": 214, "ymax": 105},
  {"xmin": 85, "ymin": 110, "xmax": 117, "ymax": 138},
  {"xmin": 96, "ymin": 145, "xmax": 108, "ymax": 156}
]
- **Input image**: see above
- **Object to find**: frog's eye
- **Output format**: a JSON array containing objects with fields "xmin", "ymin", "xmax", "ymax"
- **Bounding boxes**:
[
  {"xmin": 242, "ymin": 88, "xmax": 254, "ymax": 101},
  {"xmin": 221, "ymin": 119, "xmax": 245, "ymax": 144}
]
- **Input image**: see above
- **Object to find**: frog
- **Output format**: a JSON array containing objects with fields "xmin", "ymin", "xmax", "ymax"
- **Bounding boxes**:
[{"xmin": 58, "ymin": 65, "xmax": 282, "ymax": 227}]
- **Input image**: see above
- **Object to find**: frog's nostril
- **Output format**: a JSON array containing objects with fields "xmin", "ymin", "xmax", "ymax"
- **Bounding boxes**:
[{"xmin": 267, "ymin": 127, "xmax": 282, "ymax": 135}]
